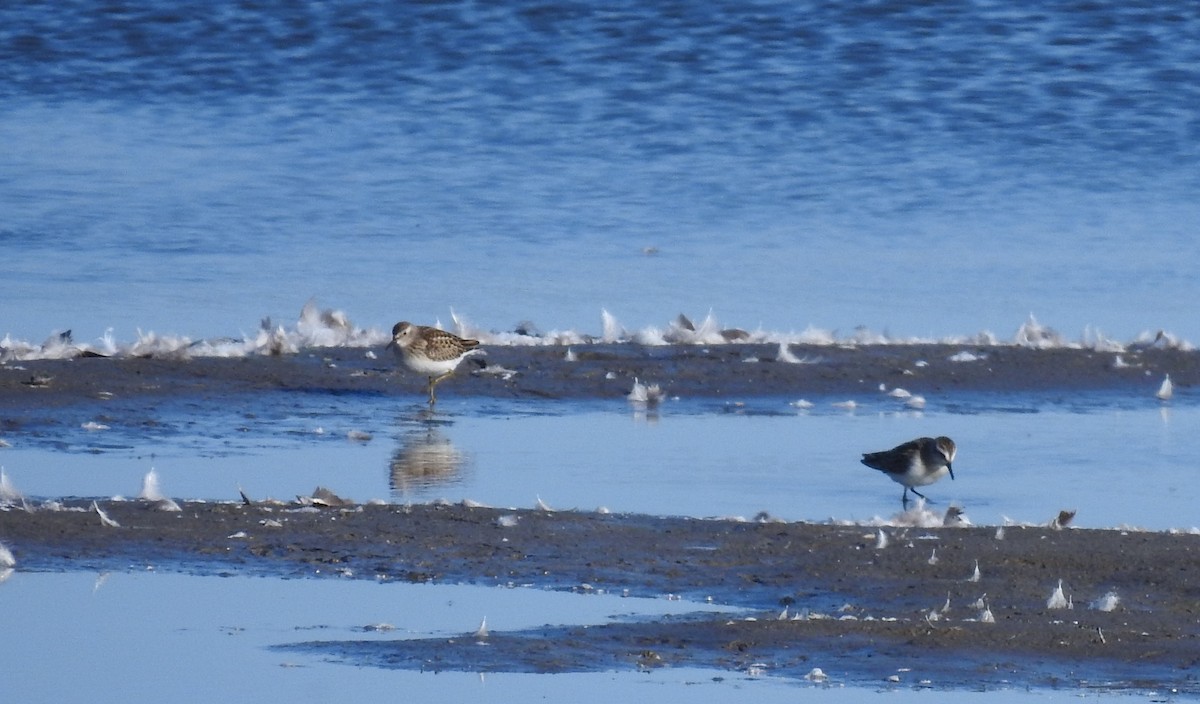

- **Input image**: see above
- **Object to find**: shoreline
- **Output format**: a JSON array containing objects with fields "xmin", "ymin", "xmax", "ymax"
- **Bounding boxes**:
[
  {"xmin": 2, "ymin": 343, "xmax": 1195, "ymax": 412},
  {"xmin": 2, "ymin": 499, "xmax": 1198, "ymax": 692}
]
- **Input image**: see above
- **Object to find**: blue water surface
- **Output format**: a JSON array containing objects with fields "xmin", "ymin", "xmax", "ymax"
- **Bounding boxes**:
[
  {"xmin": 2, "ymin": 1, "xmax": 1199, "ymax": 343},
  {"xmin": 2, "ymin": 5, "xmax": 1199, "ymax": 699}
]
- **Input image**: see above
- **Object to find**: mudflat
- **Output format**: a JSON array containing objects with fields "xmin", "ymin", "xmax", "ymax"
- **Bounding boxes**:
[
  {"xmin": 2, "ymin": 342, "xmax": 1198, "ymax": 692},
  {"xmin": 1, "ymin": 342, "xmax": 1195, "ymax": 412},
  {"xmin": 2, "ymin": 499, "xmax": 1198, "ymax": 692}
]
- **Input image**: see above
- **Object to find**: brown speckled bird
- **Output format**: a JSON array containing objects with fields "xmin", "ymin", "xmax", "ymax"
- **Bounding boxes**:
[{"xmin": 387, "ymin": 321, "xmax": 480, "ymax": 406}]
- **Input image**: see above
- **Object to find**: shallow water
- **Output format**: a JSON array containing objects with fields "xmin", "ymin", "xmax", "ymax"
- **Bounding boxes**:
[
  {"xmin": 0, "ymin": 570, "xmax": 1187, "ymax": 702},
  {"xmin": 3, "ymin": 390, "xmax": 1196, "ymax": 531}
]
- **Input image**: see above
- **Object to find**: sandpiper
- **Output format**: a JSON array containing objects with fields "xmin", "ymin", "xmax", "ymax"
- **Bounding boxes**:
[
  {"xmin": 388, "ymin": 321, "xmax": 480, "ymax": 406},
  {"xmin": 861, "ymin": 436, "xmax": 956, "ymax": 505}
]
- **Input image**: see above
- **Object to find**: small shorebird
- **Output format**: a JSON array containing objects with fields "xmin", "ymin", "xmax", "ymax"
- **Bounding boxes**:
[
  {"xmin": 388, "ymin": 321, "xmax": 480, "ymax": 406},
  {"xmin": 861, "ymin": 436, "xmax": 956, "ymax": 505}
]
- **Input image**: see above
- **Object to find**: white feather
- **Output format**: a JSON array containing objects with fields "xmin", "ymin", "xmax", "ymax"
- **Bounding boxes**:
[
  {"xmin": 1156, "ymin": 374, "xmax": 1173, "ymax": 400},
  {"xmin": 1090, "ymin": 591, "xmax": 1120, "ymax": 612},
  {"xmin": 0, "ymin": 541, "xmax": 15, "ymax": 568},
  {"xmin": 92, "ymin": 500, "xmax": 120, "ymax": 528},
  {"xmin": 1047, "ymin": 579, "xmax": 1070, "ymax": 609},
  {"xmin": 979, "ymin": 600, "xmax": 995, "ymax": 623},
  {"xmin": 0, "ymin": 468, "xmax": 24, "ymax": 505},
  {"xmin": 600, "ymin": 309, "xmax": 624, "ymax": 343},
  {"xmin": 138, "ymin": 468, "xmax": 165, "ymax": 501},
  {"xmin": 777, "ymin": 343, "xmax": 811, "ymax": 364},
  {"xmin": 627, "ymin": 378, "xmax": 664, "ymax": 404}
]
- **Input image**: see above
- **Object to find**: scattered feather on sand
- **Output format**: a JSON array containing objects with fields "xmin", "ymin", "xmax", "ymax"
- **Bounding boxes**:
[
  {"xmin": 0, "ymin": 468, "xmax": 24, "ymax": 506},
  {"xmin": 627, "ymin": 378, "xmax": 665, "ymax": 404},
  {"xmin": 874, "ymin": 529, "xmax": 889, "ymax": 549},
  {"xmin": 979, "ymin": 600, "xmax": 995, "ymax": 623},
  {"xmin": 91, "ymin": 500, "xmax": 120, "ymax": 528},
  {"xmin": 777, "ymin": 343, "xmax": 819, "ymax": 364},
  {"xmin": 942, "ymin": 505, "xmax": 971, "ymax": 526},
  {"xmin": 138, "ymin": 469, "xmax": 181, "ymax": 510},
  {"xmin": 883, "ymin": 499, "xmax": 949, "ymax": 528},
  {"xmin": 1156, "ymin": 374, "xmax": 1173, "ymax": 401},
  {"xmin": 1047, "ymin": 579, "xmax": 1070, "ymax": 609},
  {"xmin": 0, "ymin": 541, "xmax": 15, "ymax": 568},
  {"xmin": 1091, "ymin": 591, "xmax": 1120, "ymax": 612},
  {"xmin": 777, "ymin": 343, "xmax": 802, "ymax": 364},
  {"xmin": 138, "ymin": 469, "xmax": 166, "ymax": 501},
  {"xmin": 1111, "ymin": 354, "xmax": 1137, "ymax": 369},
  {"xmin": 948, "ymin": 351, "xmax": 982, "ymax": 362},
  {"xmin": 968, "ymin": 560, "xmax": 981, "ymax": 583},
  {"xmin": 472, "ymin": 363, "xmax": 518, "ymax": 380},
  {"xmin": 473, "ymin": 617, "xmax": 489, "ymax": 639}
]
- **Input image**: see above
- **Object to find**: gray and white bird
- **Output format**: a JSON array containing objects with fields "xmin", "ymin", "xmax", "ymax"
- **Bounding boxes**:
[{"xmin": 861, "ymin": 436, "xmax": 956, "ymax": 505}]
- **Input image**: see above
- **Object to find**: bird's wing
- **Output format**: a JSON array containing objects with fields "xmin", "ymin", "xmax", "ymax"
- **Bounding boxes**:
[{"xmin": 860, "ymin": 438, "xmax": 921, "ymax": 474}]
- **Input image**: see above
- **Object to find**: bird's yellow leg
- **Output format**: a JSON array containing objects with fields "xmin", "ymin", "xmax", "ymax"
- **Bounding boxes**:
[{"xmin": 427, "ymin": 371, "xmax": 454, "ymax": 406}]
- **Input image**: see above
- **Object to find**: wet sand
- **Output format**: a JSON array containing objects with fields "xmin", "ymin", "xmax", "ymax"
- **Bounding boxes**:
[
  {"xmin": 2, "ymin": 343, "xmax": 1199, "ymax": 692},
  {"xmin": 1, "ymin": 341, "xmax": 1195, "ymax": 413},
  {"xmin": 2, "ymin": 499, "xmax": 1198, "ymax": 692}
]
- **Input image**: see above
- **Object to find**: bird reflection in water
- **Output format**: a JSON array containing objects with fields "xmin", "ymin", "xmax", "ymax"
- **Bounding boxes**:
[{"xmin": 389, "ymin": 426, "xmax": 469, "ymax": 498}]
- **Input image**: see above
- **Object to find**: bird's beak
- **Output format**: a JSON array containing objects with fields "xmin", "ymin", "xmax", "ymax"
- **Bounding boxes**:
[
  {"xmin": 385, "ymin": 340, "xmax": 397, "ymax": 352},
  {"xmin": 948, "ymin": 463, "xmax": 955, "ymax": 480}
]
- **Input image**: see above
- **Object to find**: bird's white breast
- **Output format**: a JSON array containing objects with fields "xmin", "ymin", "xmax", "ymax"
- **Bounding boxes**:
[{"xmin": 397, "ymin": 350, "xmax": 462, "ymax": 376}]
